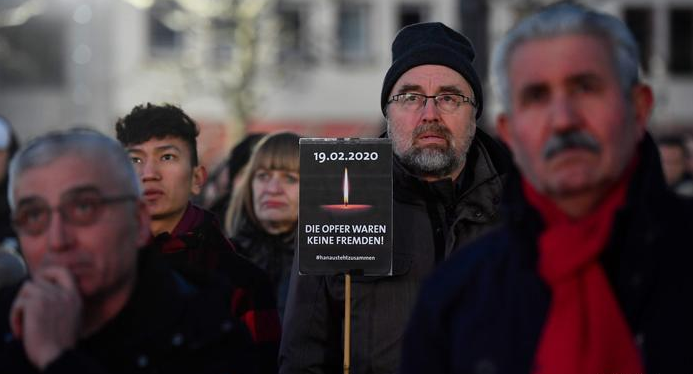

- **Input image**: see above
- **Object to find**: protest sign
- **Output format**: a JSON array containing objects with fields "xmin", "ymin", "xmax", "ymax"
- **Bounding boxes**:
[{"xmin": 298, "ymin": 138, "xmax": 392, "ymax": 276}]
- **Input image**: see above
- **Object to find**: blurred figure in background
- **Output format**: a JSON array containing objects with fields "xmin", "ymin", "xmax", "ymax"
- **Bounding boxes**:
[
  {"xmin": 657, "ymin": 135, "xmax": 693, "ymax": 197},
  {"xmin": 206, "ymin": 133, "xmax": 266, "ymax": 225},
  {"xmin": 685, "ymin": 134, "xmax": 693, "ymax": 175},
  {"xmin": 0, "ymin": 245, "xmax": 26, "ymax": 288},
  {"xmin": 0, "ymin": 115, "xmax": 26, "ymax": 287},
  {"xmin": 226, "ymin": 132, "xmax": 300, "ymax": 319},
  {"xmin": 0, "ymin": 115, "xmax": 20, "ymax": 242}
]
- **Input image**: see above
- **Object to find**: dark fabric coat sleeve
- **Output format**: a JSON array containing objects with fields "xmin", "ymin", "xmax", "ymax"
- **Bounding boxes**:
[
  {"xmin": 0, "ymin": 344, "xmax": 110, "ymax": 374},
  {"xmin": 43, "ymin": 350, "xmax": 111, "ymax": 374},
  {"xmin": 279, "ymin": 254, "xmax": 343, "ymax": 374},
  {"xmin": 398, "ymin": 287, "xmax": 450, "ymax": 374}
]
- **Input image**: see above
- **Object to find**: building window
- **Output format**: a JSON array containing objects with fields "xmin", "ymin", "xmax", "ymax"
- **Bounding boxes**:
[
  {"xmin": 148, "ymin": 1, "xmax": 183, "ymax": 57},
  {"xmin": 337, "ymin": 3, "xmax": 370, "ymax": 63},
  {"xmin": 669, "ymin": 8, "xmax": 693, "ymax": 75},
  {"xmin": 0, "ymin": 16, "xmax": 65, "ymax": 88},
  {"xmin": 211, "ymin": 17, "xmax": 235, "ymax": 65},
  {"xmin": 276, "ymin": 3, "xmax": 311, "ymax": 64},
  {"xmin": 624, "ymin": 7, "xmax": 653, "ymax": 73},
  {"xmin": 398, "ymin": 4, "xmax": 429, "ymax": 29}
]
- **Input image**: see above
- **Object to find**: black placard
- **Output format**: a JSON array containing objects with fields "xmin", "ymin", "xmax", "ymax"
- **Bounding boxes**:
[{"xmin": 298, "ymin": 138, "xmax": 393, "ymax": 276}]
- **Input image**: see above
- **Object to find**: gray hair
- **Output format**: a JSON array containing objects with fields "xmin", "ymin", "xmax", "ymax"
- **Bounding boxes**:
[
  {"xmin": 491, "ymin": 2, "xmax": 641, "ymax": 113},
  {"xmin": 8, "ymin": 128, "xmax": 141, "ymax": 209}
]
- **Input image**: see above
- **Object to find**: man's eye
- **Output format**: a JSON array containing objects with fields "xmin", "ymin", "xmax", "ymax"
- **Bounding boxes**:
[
  {"xmin": 131, "ymin": 157, "xmax": 142, "ymax": 164},
  {"xmin": 574, "ymin": 80, "xmax": 598, "ymax": 94},
  {"xmin": 23, "ymin": 207, "xmax": 46, "ymax": 224},
  {"xmin": 402, "ymin": 94, "xmax": 420, "ymax": 102},
  {"xmin": 66, "ymin": 199, "xmax": 99, "ymax": 221},
  {"xmin": 520, "ymin": 86, "xmax": 549, "ymax": 105},
  {"xmin": 438, "ymin": 95, "xmax": 456, "ymax": 103},
  {"xmin": 73, "ymin": 199, "xmax": 97, "ymax": 213},
  {"xmin": 161, "ymin": 154, "xmax": 176, "ymax": 161}
]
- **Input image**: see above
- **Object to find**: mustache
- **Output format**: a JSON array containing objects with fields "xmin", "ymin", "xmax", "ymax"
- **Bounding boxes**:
[
  {"xmin": 542, "ymin": 130, "xmax": 601, "ymax": 160},
  {"xmin": 412, "ymin": 123, "xmax": 452, "ymax": 144}
]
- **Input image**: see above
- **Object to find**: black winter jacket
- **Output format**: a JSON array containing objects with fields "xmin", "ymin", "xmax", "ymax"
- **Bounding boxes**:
[
  {"xmin": 231, "ymin": 223, "xmax": 296, "ymax": 320},
  {"xmin": 149, "ymin": 203, "xmax": 281, "ymax": 374},
  {"xmin": 400, "ymin": 134, "xmax": 693, "ymax": 374},
  {"xmin": 0, "ymin": 250, "xmax": 256, "ymax": 374},
  {"xmin": 279, "ymin": 130, "xmax": 509, "ymax": 374}
]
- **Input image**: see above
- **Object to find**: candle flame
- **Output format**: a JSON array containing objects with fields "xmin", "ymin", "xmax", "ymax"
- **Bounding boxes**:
[{"xmin": 343, "ymin": 167, "xmax": 349, "ymax": 206}]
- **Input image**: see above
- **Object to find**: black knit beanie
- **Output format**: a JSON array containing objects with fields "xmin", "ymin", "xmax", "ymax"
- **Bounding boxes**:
[{"xmin": 381, "ymin": 22, "xmax": 483, "ymax": 120}]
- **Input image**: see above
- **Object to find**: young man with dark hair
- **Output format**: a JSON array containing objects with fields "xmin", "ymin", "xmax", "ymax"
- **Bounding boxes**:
[{"xmin": 116, "ymin": 103, "xmax": 280, "ymax": 374}]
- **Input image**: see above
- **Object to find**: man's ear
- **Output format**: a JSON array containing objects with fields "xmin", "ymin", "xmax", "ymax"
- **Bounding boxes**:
[
  {"xmin": 496, "ymin": 113, "xmax": 513, "ymax": 150},
  {"xmin": 631, "ymin": 83, "xmax": 654, "ymax": 139},
  {"xmin": 190, "ymin": 165, "xmax": 207, "ymax": 196}
]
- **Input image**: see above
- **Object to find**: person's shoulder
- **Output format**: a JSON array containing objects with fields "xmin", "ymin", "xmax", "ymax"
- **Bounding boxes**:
[
  {"xmin": 213, "ymin": 243, "xmax": 271, "ymax": 284},
  {"xmin": 0, "ymin": 282, "xmax": 21, "ymax": 323},
  {"xmin": 0, "ymin": 244, "xmax": 26, "ymax": 288},
  {"xmin": 0, "ymin": 283, "xmax": 23, "ymax": 364},
  {"xmin": 191, "ymin": 207, "xmax": 270, "ymax": 280}
]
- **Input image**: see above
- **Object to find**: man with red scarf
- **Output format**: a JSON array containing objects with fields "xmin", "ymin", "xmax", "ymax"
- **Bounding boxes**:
[{"xmin": 400, "ymin": 3, "xmax": 693, "ymax": 374}]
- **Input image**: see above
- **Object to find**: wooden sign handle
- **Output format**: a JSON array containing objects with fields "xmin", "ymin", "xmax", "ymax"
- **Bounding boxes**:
[{"xmin": 344, "ymin": 273, "xmax": 352, "ymax": 374}]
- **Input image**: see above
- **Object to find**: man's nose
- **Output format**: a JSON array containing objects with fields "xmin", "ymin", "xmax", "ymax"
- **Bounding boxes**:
[
  {"xmin": 421, "ymin": 97, "xmax": 442, "ymax": 122},
  {"xmin": 549, "ymin": 95, "xmax": 581, "ymax": 132},
  {"xmin": 140, "ymin": 159, "xmax": 160, "ymax": 181},
  {"xmin": 46, "ymin": 211, "xmax": 74, "ymax": 253}
]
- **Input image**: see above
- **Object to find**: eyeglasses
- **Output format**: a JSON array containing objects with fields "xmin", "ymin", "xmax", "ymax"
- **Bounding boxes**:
[
  {"xmin": 387, "ymin": 93, "xmax": 477, "ymax": 114},
  {"xmin": 12, "ymin": 189, "xmax": 137, "ymax": 237}
]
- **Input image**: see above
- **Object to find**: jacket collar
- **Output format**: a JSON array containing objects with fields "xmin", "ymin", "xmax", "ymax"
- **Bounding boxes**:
[
  {"xmin": 170, "ymin": 202, "xmax": 205, "ymax": 237},
  {"xmin": 503, "ymin": 132, "xmax": 673, "ymax": 270},
  {"xmin": 392, "ymin": 128, "xmax": 508, "ymax": 213}
]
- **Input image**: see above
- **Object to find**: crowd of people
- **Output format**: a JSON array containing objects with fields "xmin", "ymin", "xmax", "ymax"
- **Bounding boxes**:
[{"xmin": 1, "ymin": 3, "xmax": 692, "ymax": 373}]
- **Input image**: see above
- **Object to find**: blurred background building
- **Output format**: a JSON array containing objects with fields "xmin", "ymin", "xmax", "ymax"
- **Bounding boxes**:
[{"xmin": 1, "ymin": 0, "xmax": 693, "ymax": 170}]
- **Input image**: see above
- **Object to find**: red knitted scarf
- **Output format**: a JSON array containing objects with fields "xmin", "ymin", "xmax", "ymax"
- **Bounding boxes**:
[{"xmin": 524, "ymin": 164, "xmax": 645, "ymax": 374}]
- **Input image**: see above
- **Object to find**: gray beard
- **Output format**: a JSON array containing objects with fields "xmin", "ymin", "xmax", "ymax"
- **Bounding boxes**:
[{"xmin": 400, "ymin": 145, "xmax": 463, "ymax": 179}]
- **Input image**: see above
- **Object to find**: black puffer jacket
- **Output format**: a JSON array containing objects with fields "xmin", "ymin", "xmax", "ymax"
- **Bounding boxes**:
[{"xmin": 279, "ymin": 130, "xmax": 509, "ymax": 374}]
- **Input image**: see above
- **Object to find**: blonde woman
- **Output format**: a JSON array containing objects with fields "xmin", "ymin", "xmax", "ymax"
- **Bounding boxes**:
[{"xmin": 226, "ymin": 132, "xmax": 300, "ymax": 318}]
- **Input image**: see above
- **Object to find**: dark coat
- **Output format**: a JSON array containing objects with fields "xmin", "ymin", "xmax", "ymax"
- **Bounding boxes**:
[
  {"xmin": 149, "ymin": 203, "xmax": 281, "ymax": 374},
  {"xmin": 231, "ymin": 223, "xmax": 296, "ymax": 320},
  {"xmin": 0, "ymin": 250, "xmax": 256, "ymax": 374},
  {"xmin": 279, "ymin": 130, "xmax": 509, "ymax": 374},
  {"xmin": 400, "ymin": 134, "xmax": 693, "ymax": 374}
]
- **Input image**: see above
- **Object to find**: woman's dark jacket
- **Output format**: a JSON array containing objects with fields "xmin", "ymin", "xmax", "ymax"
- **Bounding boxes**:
[{"xmin": 231, "ymin": 222, "xmax": 295, "ymax": 319}]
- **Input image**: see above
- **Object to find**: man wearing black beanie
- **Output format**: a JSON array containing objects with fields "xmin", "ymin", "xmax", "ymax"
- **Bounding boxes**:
[{"xmin": 281, "ymin": 22, "xmax": 509, "ymax": 374}]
